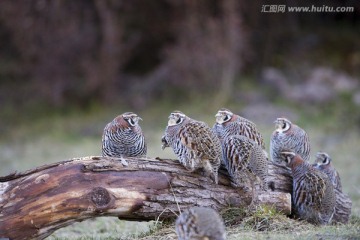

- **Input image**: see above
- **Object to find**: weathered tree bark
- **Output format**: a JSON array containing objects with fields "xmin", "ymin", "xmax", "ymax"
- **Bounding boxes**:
[{"xmin": 0, "ymin": 156, "xmax": 290, "ymax": 240}]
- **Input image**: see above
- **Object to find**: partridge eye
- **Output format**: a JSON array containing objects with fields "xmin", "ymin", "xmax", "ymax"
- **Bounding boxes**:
[
  {"xmin": 224, "ymin": 115, "xmax": 230, "ymax": 121},
  {"xmin": 323, "ymin": 159, "xmax": 327, "ymax": 164},
  {"xmin": 129, "ymin": 118, "xmax": 135, "ymax": 125},
  {"xmin": 176, "ymin": 118, "xmax": 182, "ymax": 124},
  {"xmin": 282, "ymin": 123, "xmax": 286, "ymax": 129}
]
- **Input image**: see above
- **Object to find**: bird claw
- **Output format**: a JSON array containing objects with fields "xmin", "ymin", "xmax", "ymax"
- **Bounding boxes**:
[
  {"xmin": 161, "ymin": 135, "xmax": 169, "ymax": 150},
  {"xmin": 120, "ymin": 157, "xmax": 129, "ymax": 166}
]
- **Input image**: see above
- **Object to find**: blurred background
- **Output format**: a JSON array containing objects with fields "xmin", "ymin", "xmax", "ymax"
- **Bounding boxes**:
[{"xmin": 0, "ymin": 0, "xmax": 359, "ymax": 238}]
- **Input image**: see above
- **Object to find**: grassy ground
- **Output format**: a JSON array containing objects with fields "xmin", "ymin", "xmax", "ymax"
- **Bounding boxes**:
[{"xmin": 1, "ymin": 102, "xmax": 359, "ymax": 239}]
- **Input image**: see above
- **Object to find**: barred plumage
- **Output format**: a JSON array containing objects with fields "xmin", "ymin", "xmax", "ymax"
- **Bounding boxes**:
[
  {"xmin": 281, "ymin": 152, "xmax": 336, "ymax": 225},
  {"xmin": 313, "ymin": 152, "xmax": 342, "ymax": 192},
  {"xmin": 270, "ymin": 118, "xmax": 310, "ymax": 165},
  {"xmin": 222, "ymin": 135, "xmax": 268, "ymax": 190},
  {"xmin": 213, "ymin": 108, "xmax": 265, "ymax": 149},
  {"xmin": 161, "ymin": 111, "xmax": 222, "ymax": 184},
  {"xmin": 175, "ymin": 207, "xmax": 226, "ymax": 240},
  {"xmin": 102, "ymin": 112, "xmax": 147, "ymax": 157}
]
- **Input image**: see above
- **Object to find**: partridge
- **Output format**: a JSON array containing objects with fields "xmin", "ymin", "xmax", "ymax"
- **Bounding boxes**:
[
  {"xmin": 222, "ymin": 135, "xmax": 268, "ymax": 190},
  {"xmin": 102, "ymin": 112, "xmax": 147, "ymax": 157},
  {"xmin": 270, "ymin": 117, "xmax": 310, "ymax": 165},
  {"xmin": 281, "ymin": 151, "xmax": 336, "ymax": 225},
  {"xmin": 213, "ymin": 108, "xmax": 265, "ymax": 149},
  {"xmin": 313, "ymin": 152, "xmax": 342, "ymax": 192},
  {"xmin": 162, "ymin": 111, "xmax": 222, "ymax": 184},
  {"xmin": 175, "ymin": 206, "xmax": 226, "ymax": 240}
]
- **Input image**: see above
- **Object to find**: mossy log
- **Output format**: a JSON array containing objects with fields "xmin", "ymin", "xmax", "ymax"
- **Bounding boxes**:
[{"xmin": 0, "ymin": 156, "xmax": 292, "ymax": 240}]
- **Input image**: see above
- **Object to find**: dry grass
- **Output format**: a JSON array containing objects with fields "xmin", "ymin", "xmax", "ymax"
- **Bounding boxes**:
[{"xmin": 222, "ymin": 205, "xmax": 313, "ymax": 232}]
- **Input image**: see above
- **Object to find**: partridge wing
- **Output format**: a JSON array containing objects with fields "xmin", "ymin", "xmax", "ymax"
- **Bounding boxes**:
[
  {"xmin": 297, "ymin": 171, "xmax": 327, "ymax": 211},
  {"xmin": 223, "ymin": 135, "xmax": 253, "ymax": 175},
  {"xmin": 179, "ymin": 121, "xmax": 219, "ymax": 159}
]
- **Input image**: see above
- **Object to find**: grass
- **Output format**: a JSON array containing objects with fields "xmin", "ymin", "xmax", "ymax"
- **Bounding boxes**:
[
  {"xmin": 48, "ymin": 218, "xmax": 154, "ymax": 240},
  {"xmin": 1, "ymin": 101, "xmax": 360, "ymax": 239}
]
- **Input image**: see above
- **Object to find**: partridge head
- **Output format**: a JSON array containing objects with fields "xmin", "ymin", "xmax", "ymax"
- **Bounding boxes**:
[
  {"xmin": 313, "ymin": 152, "xmax": 342, "ymax": 192},
  {"xmin": 270, "ymin": 118, "xmax": 310, "ymax": 165}
]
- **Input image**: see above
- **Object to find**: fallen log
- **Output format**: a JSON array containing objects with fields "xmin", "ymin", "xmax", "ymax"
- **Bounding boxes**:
[
  {"xmin": 0, "ymin": 156, "xmax": 351, "ymax": 239},
  {"xmin": 0, "ymin": 156, "xmax": 291, "ymax": 239}
]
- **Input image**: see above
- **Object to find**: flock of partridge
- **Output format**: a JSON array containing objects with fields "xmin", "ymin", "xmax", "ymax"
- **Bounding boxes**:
[{"xmin": 101, "ymin": 109, "xmax": 343, "ymax": 240}]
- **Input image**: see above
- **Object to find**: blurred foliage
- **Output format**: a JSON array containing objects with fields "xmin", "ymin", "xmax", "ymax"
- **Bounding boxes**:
[{"xmin": 0, "ymin": 0, "xmax": 359, "ymax": 115}]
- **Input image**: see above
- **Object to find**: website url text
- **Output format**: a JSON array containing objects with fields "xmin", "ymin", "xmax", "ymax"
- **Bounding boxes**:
[{"xmin": 261, "ymin": 5, "xmax": 354, "ymax": 13}]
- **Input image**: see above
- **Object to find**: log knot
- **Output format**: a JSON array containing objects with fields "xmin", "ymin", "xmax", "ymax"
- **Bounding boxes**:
[{"xmin": 90, "ymin": 187, "xmax": 111, "ymax": 208}]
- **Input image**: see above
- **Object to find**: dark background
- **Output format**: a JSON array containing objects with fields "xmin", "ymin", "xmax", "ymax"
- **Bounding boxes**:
[{"xmin": 0, "ymin": 0, "xmax": 358, "ymax": 114}]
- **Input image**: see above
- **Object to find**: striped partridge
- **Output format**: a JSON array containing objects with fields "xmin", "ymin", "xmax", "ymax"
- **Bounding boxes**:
[
  {"xmin": 102, "ymin": 112, "xmax": 147, "ymax": 157},
  {"xmin": 222, "ymin": 135, "xmax": 268, "ymax": 190},
  {"xmin": 162, "ymin": 111, "xmax": 222, "ymax": 184},
  {"xmin": 281, "ymin": 151, "xmax": 336, "ymax": 225},
  {"xmin": 175, "ymin": 206, "xmax": 226, "ymax": 240}
]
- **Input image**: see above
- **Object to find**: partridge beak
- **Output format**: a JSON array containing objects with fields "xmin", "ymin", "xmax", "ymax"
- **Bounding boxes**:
[
  {"xmin": 274, "ymin": 120, "xmax": 281, "ymax": 129},
  {"xmin": 168, "ymin": 118, "xmax": 177, "ymax": 126},
  {"xmin": 215, "ymin": 113, "xmax": 224, "ymax": 124},
  {"xmin": 274, "ymin": 119, "xmax": 281, "ymax": 125}
]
